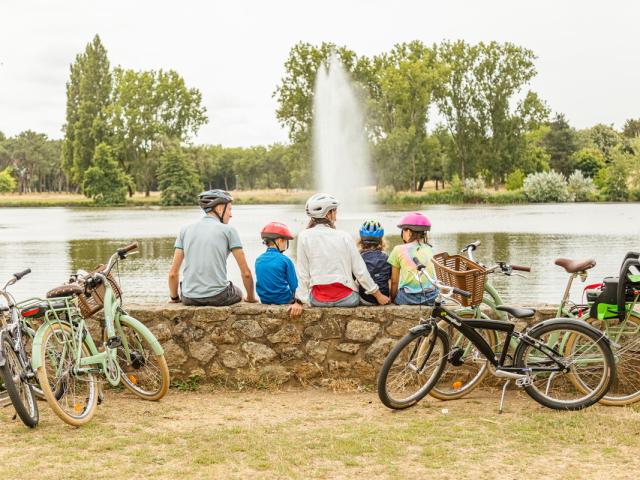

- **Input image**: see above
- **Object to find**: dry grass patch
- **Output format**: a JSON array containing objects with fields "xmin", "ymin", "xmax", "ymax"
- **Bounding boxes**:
[{"xmin": 1, "ymin": 388, "xmax": 639, "ymax": 479}]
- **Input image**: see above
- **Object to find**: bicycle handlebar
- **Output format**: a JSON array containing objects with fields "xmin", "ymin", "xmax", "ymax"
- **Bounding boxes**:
[
  {"xmin": 13, "ymin": 268, "xmax": 31, "ymax": 281},
  {"xmin": 511, "ymin": 265, "xmax": 531, "ymax": 273},
  {"xmin": 460, "ymin": 240, "xmax": 481, "ymax": 253},
  {"xmin": 117, "ymin": 242, "xmax": 138, "ymax": 256}
]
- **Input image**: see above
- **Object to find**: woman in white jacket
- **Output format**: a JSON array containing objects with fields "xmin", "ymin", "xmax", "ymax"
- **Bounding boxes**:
[{"xmin": 295, "ymin": 193, "xmax": 390, "ymax": 307}]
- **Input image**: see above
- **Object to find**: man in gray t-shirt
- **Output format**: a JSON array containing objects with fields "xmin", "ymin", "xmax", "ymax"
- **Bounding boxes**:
[{"xmin": 168, "ymin": 190, "xmax": 257, "ymax": 306}]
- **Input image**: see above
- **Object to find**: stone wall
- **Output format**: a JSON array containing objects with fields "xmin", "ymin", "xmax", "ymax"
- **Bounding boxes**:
[{"xmin": 128, "ymin": 303, "xmax": 559, "ymax": 387}]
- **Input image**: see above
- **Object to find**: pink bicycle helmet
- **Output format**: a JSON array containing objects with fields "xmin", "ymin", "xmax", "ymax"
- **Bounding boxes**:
[{"xmin": 397, "ymin": 212, "xmax": 431, "ymax": 232}]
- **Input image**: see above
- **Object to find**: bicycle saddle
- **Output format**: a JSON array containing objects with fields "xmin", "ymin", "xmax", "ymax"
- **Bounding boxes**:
[
  {"xmin": 46, "ymin": 283, "xmax": 84, "ymax": 298},
  {"xmin": 496, "ymin": 305, "xmax": 535, "ymax": 319},
  {"xmin": 554, "ymin": 258, "xmax": 596, "ymax": 273}
]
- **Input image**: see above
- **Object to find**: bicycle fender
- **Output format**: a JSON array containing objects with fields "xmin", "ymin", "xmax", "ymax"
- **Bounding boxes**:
[
  {"xmin": 118, "ymin": 315, "xmax": 164, "ymax": 356},
  {"xmin": 30, "ymin": 321, "xmax": 71, "ymax": 370},
  {"xmin": 527, "ymin": 317, "xmax": 612, "ymax": 345},
  {"xmin": 409, "ymin": 323, "xmax": 433, "ymax": 335},
  {"xmin": 0, "ymin": 332, "xmax": 5, "ymax": 367}
]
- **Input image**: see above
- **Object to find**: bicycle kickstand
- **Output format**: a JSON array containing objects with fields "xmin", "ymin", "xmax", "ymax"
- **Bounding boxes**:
[{"xmin": 499, "ymin": 379, "xmax": 511, "ymax": 414}]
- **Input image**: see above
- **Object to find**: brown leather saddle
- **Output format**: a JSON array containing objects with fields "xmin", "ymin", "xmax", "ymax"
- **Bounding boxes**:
[
  {"xmin": 46, "ymin": 283, "xmax": 84, "ymax": 299},
  {"xmin": 554, "ymin": 258, "xmax": 596, "ymax": 274}
]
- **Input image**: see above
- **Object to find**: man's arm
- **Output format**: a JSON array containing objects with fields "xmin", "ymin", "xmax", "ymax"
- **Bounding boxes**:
[
  {"xmin": 168, "ymin": 249, "xmax": 184, "ymax": 302},
  {"xmin": 231, "ymin": 248, "xmax": 257, "ymax": 302}
]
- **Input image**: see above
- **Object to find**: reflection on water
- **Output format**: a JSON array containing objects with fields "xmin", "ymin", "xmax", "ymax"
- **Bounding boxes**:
[{"xmin": 0, "ymin": 204, "xmax": 638, "ymax": 305}]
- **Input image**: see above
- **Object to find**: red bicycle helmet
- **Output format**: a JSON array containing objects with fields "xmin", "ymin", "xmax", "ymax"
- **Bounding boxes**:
[{"xmin": 261, "ymin": 222, "xmax": 294, "ymax": 240}]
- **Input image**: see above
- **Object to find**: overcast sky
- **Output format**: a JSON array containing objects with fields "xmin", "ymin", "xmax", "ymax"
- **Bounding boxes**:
[{"xmin": 1, "ymin": 0, "xmax": 638, "ymax": 147}]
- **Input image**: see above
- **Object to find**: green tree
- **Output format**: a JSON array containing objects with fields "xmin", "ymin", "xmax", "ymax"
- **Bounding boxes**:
[
  {"xmin": 83, "ymin": 143, "xmax": 132, "ymax": 205},
  {"xmin": 571, "ymin": 147, "xmax": 605, "ymax": 178},
  {"xmin": 109, "ymin": 68, "xmax": 207, "ymax": 195},
  {"xmin": 578, "ymin": 124, "xmax": 622, "ymax": 163},
  {"xmin": 542, "ymin": 113, "xmax": 579, "ymax": 175},
  {"xmin": 61, "ymin": 35, "xmax": 112, "ymax": 187},
  {"xmin": 0, "ymin": 168, "xmax": 16, "ymax": 193},
  {"xmin": 622, "ymin": 119, "xmax": 640, "ymax": 138},
  {"xmin": 506, "ymin": 169, "xmax": 525, "ymax": 190},
  {"xmin": 158, "ymin": 142, "xmax": 202, "ymax": 206}
]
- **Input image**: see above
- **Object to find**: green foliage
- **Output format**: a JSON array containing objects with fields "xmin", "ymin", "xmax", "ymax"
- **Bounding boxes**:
[
  {"xmin": 578, "ymin": 124, "xmax": 623, "ymax": 162},
  {"xmin": 62, "ymin": 35, "xmax": 112, "ymax": 187},
  {"xmin": 571, "ymin": 148, "xmax": 605, "ymax": 178},
  {"xmin": 623, "ymin": 119, "xmax": 640, "ymax": 139},
  {"xmin": 542, "ymin": 114, "xmax": 578, "ymax": 175},
  {"xmin": 599, "ymin": 152, "xmax": 631, "ymax": 201},
  {"xmin": 463, "ymin": 176, "xmax": 485, "ymax": 202},
  {"xmin": 158, "ymin": 142, "xmax": 203, "ymax": 206},
  {"xmin": 170, "ymin": 374, "xmax": 202, "ymax": 392},
  {"xmin": 0, "ymin": 167, "xmax": 16, "ymax": 193},
  {"xmin": 567, "ymin": 170, "xmax": 597, "ymax": 202},
  {"xmin": 83, "ymin": 143, "xmax": 132, "ymax": 205},
  {"xmin": 506, "ymin": 169, "xmax": 525, "ymax": 190},
  {"xmin": 523, "ymin": 170, "xmax": 572, "ymax": 202}
]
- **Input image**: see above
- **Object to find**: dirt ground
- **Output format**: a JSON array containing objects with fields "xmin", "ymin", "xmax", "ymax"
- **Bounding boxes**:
[{"xmin": 1, "ymin": 387, "xmax": 639, "ymax": 479}]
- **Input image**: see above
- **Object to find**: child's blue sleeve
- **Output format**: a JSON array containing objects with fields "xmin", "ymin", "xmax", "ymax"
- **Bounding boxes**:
[{"xmin": 285, "ymin": 256, "xmax": 298, "ymax": 293}]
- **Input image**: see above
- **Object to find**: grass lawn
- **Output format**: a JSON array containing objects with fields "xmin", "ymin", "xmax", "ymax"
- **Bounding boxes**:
[
  {"xmin": 0, "ymin": 190, "xmax": 312, "ymax": 207},
  {"xmin": 1, "ymin": 388, "xmax": 638, "ymax": 479}
]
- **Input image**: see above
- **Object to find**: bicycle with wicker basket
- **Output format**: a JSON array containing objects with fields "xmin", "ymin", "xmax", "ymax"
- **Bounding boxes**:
[
  {"xmin": 31, "ymin": 242, "xmax": 170, "ymax": 426},
  {"xmin": 377, "ymin": 256, "xmax": 616, "ymax": 412}
]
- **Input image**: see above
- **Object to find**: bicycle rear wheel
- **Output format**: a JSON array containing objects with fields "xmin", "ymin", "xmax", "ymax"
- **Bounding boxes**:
[
  {"xmin": 115, "ymin": 317, "xmax": 170, "ymax": 401},
  {"xmin": 377, "ymin": 326, "xmax": 449, "ymax": 409},
  {"xmin": 514, "ymin": 320, "xmax": 615, "ymax": 410},
  {"xmin": 0, "ymin": 332, "xmax": 38, "ymax": 427},
  {"xmin": 36, "ymin": 323, "xmax": 98, "ymax": 426}
]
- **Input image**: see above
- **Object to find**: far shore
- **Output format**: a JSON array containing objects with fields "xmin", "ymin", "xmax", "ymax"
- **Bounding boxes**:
[{"xmin": 0, "ymin": 188, "xmax": 637, "ymax": 208}]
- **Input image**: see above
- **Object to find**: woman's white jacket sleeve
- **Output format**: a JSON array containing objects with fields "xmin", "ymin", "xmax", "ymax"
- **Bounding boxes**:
[
  {"xmin": 295, "ymin": 234, "xmax": 310, "ymax": 304},
  {"xmin": 347, "ymin": 236, "xmax": 379, "ymax": 295}
]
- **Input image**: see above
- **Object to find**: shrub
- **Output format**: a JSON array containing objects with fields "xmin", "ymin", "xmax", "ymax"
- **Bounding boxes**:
[
  {"xmin": 523, "ymin": 170, "xmax": 572, "ymax": 203},
  {"xmin": 567, "ymin": 170, "xmax": 598, "ymax": 202},
  {"xmin": 0, "ymin": 167, "xmax": 16, "ymax": 193},
  {"xmin": 505, "ymin": 169, "xmax": 525, "ymax": 191},
  {"xmin": 83, "ymin": 143, "xmax": 132, "ymax": 205},
  {"xmin": 571, "ymin": 148, "xmax": 606, "ymax": 178},
  {"xmin": 448, "ymin": 174, "xmax": 464, "ymax": 202},
  {"xmin": 376, "ymin": 185, "xmax": 397, "ymax": 204}
]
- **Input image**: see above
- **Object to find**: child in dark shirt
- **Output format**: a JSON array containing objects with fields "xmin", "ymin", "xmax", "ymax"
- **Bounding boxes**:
[{"xmin": 357, "ymin": 220, "xmax": 391, "ymax": 305}]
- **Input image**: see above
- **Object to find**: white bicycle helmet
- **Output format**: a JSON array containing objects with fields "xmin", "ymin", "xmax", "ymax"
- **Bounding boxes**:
[{"xmin": 305, "ymin": 193, "xmax": 340, "ymax": 219}]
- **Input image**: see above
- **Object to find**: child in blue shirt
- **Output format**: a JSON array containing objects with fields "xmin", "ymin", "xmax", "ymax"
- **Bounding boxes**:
[
  {"xmin": 255, "ymin": 222, "xmax": 298, "ymax": 305},
  {"xmin": 357, "ymin": 220, "xmax": 391, "ymax": 305}
]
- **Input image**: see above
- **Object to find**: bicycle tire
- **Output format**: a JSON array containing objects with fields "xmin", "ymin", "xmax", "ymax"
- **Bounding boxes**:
[
  {"xmin": 0, "ymin": 332, "xmax": 38, "ymax": 428},
  {"xmin": 115, "ymin": 317, "xmax": 170, "ymax": 401},
  {"xmin": 36, "ymin": 323, "xmax": 98, "ymax": 426},
  {"xmin": 430, "ymin": 313, "xmax": 498, "ymax": 401},
  {"xmin": 20, "ymin": 324, "xmax": 44, "ymax": 400},
  {"xmin": 378, "ymin": 326, "xmax": 449, "ymax": 409},
  {"xmin": 514, "ymin": 320, "xmax": 615, "ymax": 410},
  {"xmin": 568, "ymin": 315, "xmax": 640, "ymax": 406}
]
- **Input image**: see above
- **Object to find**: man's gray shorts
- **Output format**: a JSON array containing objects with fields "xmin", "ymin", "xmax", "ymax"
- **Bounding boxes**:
[{"xmin": 182, "ymin": 282, "xmax": 243, "ymax": 307}]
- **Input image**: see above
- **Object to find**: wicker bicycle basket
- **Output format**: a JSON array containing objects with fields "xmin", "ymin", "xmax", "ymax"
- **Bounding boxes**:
[
  {"xmin": 77, "ymin": 265, "xmax": 122, "ymax": 318},
  {"xmin": 432, "ymin": 252, "xmax": 487, "ymax": 307}
]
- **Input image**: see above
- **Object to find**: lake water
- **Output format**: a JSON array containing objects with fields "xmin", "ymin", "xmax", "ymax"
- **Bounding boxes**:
[{"xmin": 0, "ymin": 203, "xmax": 638, "ymax": 306}]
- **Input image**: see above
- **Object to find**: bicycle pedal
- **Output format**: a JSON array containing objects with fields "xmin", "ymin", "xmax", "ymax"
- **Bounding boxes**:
[{"xmin": 106, "ymin": 336, "xmax": 122, "ymax": 349}]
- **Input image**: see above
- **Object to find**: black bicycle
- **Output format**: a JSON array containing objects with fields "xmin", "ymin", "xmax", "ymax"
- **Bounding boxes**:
[
  {"xmin": 378, "ymin": 258, "xmax": 616, "ymax": 412},
  {"xmin": 0, "ymin": 269, "xmax": 39, "ymax": 427}
]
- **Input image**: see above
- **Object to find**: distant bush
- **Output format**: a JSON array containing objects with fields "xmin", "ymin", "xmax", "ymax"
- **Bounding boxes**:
[
  {"xmin": 571, "ymin": 148, "xmax": 606, "ymax": 178},
  {"xmin": 505, "ymin": 169, "xmax": 525, "ymax": 191},
  {"xmin": 376, "ymin": 185, "xmax": 397, "ymax": 204},
  {"xmin": 0, "ymin": 168, "xmax": 16, "ymax": 193},
  {"xmin": 567, "ymin": 170, "xmax": 598, "ymax": 202},
  {"xmin": 523, "ymin": 171, "xmax": 572, "ymax": 203},
  {"xmin": 463, "ymin": 177, "xmax": 485, "ymax": 202}
]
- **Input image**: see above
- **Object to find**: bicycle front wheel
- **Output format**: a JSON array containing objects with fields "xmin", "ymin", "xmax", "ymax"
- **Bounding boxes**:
[
  {"xmin": 0, "ymin": 332, "xmax": 38, "ymax": 428},
  {"xmin": 116, "ymin": 317, "xmax": 170, "ymax": 401},
  {"xmin": 377, "ymin": 326, "xmax": 449, "ymax": 409},
  {"xmin": 36, "ymin": 323, "xmax": 98, "ymax": 426},
  {"xmin": 570, "ymin": 316, "xmax": 640, "ymax": 406},
  {"xmin": 514, "ymin": 320, "xmax": 615, "ymax": 410}
]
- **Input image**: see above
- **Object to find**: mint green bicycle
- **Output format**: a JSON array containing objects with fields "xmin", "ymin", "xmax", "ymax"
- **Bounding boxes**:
[{"xmin": 32, "ymin": 243, "xmax": 170, "ymax": 426}]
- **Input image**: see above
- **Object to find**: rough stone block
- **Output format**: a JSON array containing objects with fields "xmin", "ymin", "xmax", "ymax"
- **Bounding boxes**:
[
  {"xmin": 242, "ymin": 342, "xmax": 278, "ymax": 364},
  {"xmin": 221, "ymin": 350, "xmax": 249, "ymax": 369},
  {"xmin": 345, "ymin": 320, "xmax": 380, "ymax": 342},
  {"xmin": 267, "ymin": 324, "xmax": 302, "ymax": 344},
  {"xmin": 335, "ymin": 343, "xmax": 360, "ymax": 354},
  {"xmin": 232, "ymin": 319, "xmax": 265, "ymax": 338},
  {"xmin": 305, "ymin": 340, "xmax": 329, "ymax": 362},
  {"xmin": 162, "ymin": 339, "xmax": 188, "ymax": 366},
  {"xmin": 304, "ymin": 319, "xmax": 342, "ymax": 340},
  {"xmin": 189, "ymin": 342, "xmax": 218, "ymax": 363},
  {"xmin": 365, "ymin": 338, "xmax": 395, "ymax": 364},
  {"xmin": 386, "ymin": 319, "xmax": 414, "ymax": 337}
]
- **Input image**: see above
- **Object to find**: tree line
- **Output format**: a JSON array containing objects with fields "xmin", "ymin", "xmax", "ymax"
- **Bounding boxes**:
[{"xmin": 1, "ymin": 36, "xmax": 639, "ymax": 203}]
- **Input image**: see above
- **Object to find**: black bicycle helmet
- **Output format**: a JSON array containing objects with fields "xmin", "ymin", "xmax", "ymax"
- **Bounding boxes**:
[{"xmin": 199, "ymin": 190, "xmax": 233, "ymax": 212}]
